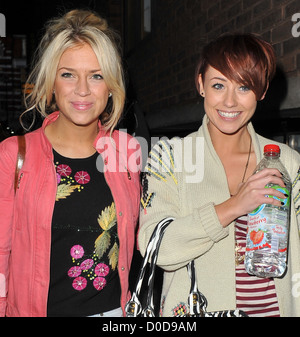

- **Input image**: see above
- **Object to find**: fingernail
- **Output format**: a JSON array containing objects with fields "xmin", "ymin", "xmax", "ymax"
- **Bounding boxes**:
[{"xmin": 281, "ymin": 202, "xmax": 284, "ymax": 205}]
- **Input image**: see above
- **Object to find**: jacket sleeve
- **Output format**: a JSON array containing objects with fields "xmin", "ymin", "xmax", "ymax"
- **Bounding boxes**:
[
  {"xmin": 138, "ymin": 138, "xmax": 228, "ymax": 271},
  {"xmin": 0, "ymin": 137, "xmax": 17, "ymax": 316}
]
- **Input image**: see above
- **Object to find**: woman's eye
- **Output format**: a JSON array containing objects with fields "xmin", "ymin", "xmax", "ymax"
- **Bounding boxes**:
[
  {"xmin": 92, "ymin": 74, "xmax": 103, "ymax": 80},
  {"xmin": 212, "ymin": 83, "xmax": 224, "ymax": 90},
  {"xmin": 61, "ymin": 72, "xmax": 73, "ymax": 78},
  {"xmin": 239, "ymin": 85, "xmax": 250, "ymax": 92}
]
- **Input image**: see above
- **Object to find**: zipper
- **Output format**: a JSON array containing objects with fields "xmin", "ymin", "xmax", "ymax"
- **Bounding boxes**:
[{"xmin": 17, "ymin": 172, "xmax": 24, "ymax": 190}]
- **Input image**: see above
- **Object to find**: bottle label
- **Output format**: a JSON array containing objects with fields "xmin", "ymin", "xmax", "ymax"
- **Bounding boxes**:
[
  {"xmin": 266, "ymin": 185, "xmax": 290, "ymax": 207},
  {"xmin": 250, "ymin": 185, "xmax": 290, "ymax": 215},
  {"xmin": 246, "ymin": 185, "xmax": 290, "ymax": 253},
  {"xmin": 246, "ymin": 221, "xmax": 287, "ymax": 252}
]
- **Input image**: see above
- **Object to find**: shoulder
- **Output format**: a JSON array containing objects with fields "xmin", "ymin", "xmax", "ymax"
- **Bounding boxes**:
[
  {"xmin": 149, "ymin": 130, "xmax": 203, "ymax": 166},
  {"xmin": 145, "ymin": 137, "xmax": 182, "ymax": 186},
  {"xmin": 149, "ymin": 136, "xmax": 181, "ymax": 164},
  {"xmin": 0, "ymin": 135, "xmax": 18, "ymax": 152},
  {"xmin": 0, "ymin": 128, "xmax": 45, "ymax": 162},
  {"xmin": 96, "ymin": 130, "xmax": 142, "ymax": 173},
  {"xmin": 113, "ymin": 129, "xmax": 140, "ymax": 148},
  {"xmin": 0, "ymin": 136, "xmax": 18, "ymax": 167}
]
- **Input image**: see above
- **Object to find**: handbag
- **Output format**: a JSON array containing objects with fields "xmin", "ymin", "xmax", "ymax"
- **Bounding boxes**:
[
  {"xmin": 14, "ymin": 135, "xmax": 26, "ymax": 193},
  {"xmin": 125, "ymin": 217, "xmax": 247, "ymax": 317}
]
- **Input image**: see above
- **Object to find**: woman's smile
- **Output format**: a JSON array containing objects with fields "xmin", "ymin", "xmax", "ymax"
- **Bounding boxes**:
[
  {"xmin": 71, "ymin": 101, "xmax": 94, "ymax": 111},
  {"xmin": 217, "ymin": 110, "xmax": 241, "ymax": 119}
]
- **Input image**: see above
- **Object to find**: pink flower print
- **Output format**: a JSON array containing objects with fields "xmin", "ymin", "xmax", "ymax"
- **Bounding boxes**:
[
  {"xmin": 95, "ymin": 263, "xmax": 109, "ymax": 277},
  {"xmin": 70, "ymin": 245, "xmax": 84, "ymax": 260},
  {"xmin": 74, "ymin": 171, "xmax": 90, "ymax": 184},
  {"xmin": 57, "ymin": 164, "xmax": 72, "ymax": 177},
  {"xmin": 72, "ymin": 276, "xmax": 87, "ymax": 291},
  {"xmin": 93, "ymin": 277, "xmax": 106, "ymax": 291},
  {"xmin": 80, "ymin": 259, "xmax": 94, "ymax": 271},
  {"xmin": 68, "ymin": 266, "xmax": 82, "ymax": 278}
]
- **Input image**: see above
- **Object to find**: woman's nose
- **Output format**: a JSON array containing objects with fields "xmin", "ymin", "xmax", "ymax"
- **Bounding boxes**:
[
  {"xmin": 224, "ymin": 89, "xmax": 237, "ymax": 107},
  {"xmin": 74, "ymin": 78, "xmax": 91, "ymax": 96}
]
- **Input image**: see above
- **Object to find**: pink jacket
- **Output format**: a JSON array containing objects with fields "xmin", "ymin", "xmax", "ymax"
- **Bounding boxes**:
[{"xmin": 0, "ymin": 112, "xmax": 141, "ymax": 316}]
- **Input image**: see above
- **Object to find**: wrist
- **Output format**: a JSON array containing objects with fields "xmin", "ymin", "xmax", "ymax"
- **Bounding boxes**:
[{"xmin": 215, "ymin": 197, "xmax": 240, "ymax": 228}]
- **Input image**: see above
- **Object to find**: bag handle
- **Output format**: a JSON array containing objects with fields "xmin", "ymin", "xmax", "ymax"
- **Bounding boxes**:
[
  {"xmin": 187, "ymin": 260, "xmax": 207, "ymax": 316},
  {"xmin": 126, "ymin": 217, "xmax": 248, "ymax": 317},
  {"xmin": 142, "ymin": 217, "xmax": 175, "ymax": 316},
  {"xmin": 125, "ymin": 217, "xmax": 174, "ymax": 317},
  {"xmin": 125, "ymin": 217, "xmax": 209, "ymax": 317},
  {"xmin": 125, "ymin": 217, "xmax": 208, "ymax": 317},
  {"xmin": 14, "ymin": 135, "xmax": 26, "ymax": 193}
]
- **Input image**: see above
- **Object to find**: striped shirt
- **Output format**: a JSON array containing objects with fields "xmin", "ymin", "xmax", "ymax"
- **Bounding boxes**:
[{"xmin": 235, "ymin": 216, "xmax": 280, "ymax": 317}]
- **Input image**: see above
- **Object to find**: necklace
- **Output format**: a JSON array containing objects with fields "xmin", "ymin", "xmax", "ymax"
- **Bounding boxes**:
[
  {"xmin": 241, "ymin": 136, "xmax": 252, "ymax": 183},
  {"xmin": 235, "ymin": 136, "xmax": 252, "ymax": 266}
]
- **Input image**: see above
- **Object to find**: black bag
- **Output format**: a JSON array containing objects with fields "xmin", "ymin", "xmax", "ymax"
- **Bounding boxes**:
[{"xmin": 125, "ymin": 217, "xmax": 247, "ymax": 317}]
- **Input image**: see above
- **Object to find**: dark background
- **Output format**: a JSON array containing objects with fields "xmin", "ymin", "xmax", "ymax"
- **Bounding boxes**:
[{"xmin": 1, "ymin": 0, "xmax": 300, "ymax": 148}]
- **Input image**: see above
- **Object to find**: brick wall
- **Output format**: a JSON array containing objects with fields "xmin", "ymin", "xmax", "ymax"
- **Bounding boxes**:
[{"xmin": 126, "ymin": 0, "xmax": 300, "ymax": 132}]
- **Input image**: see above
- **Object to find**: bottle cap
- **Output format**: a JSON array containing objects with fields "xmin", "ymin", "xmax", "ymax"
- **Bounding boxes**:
[{"xmin": 264, "ymin": 144, "xmax": 280, "ymax": 153}]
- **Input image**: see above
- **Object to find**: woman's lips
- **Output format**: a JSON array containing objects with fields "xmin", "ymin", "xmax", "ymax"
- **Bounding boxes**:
[
  {"xmin": 217, "ymin": 110, "xmax": 241, "ymax": 119},
  {"xmin": 71, "ymin": 102, "xmax": 93, "ymax": 110}
]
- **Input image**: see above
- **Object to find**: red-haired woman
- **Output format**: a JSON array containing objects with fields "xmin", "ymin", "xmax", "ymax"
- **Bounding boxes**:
[{"xmin": 138, "ymin": 34, "xmax": 300, "ymax": 317}]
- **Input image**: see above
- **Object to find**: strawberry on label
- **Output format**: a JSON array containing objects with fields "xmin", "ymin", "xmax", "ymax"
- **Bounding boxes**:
[{"xmin": 250, "ymin": 230, "xmax": 265, "ymax": 245}]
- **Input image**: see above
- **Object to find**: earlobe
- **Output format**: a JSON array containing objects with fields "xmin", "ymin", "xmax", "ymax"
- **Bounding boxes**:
[{"xmin": 198, "ymin": 74, "xmax": 205, "ymax": 97}]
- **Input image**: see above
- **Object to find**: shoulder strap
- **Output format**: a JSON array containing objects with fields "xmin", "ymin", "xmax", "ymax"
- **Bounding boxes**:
[{"xmin": 14, "ymin": 135, "xmax": 26, "ymax": 193}]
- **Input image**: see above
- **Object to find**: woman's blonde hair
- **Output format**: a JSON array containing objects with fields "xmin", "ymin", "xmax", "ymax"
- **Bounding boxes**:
[{"xmin": 23, "ymin": 9, "xmax": 125, "ymax": 132}]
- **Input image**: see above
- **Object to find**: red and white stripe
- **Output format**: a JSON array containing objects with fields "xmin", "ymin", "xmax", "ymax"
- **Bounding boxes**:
[{"xmin": 235, "ymin": 216, "xmax": 280, "ymax": 317}]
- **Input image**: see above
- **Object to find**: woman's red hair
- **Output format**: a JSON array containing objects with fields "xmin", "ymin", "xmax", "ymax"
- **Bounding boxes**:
[{"xmin": 195, "ymin": 34, "xmax": 276, "ymax": 100}]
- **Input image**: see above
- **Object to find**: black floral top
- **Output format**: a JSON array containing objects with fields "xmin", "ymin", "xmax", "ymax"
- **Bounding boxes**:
[{"xmin": 47, "ymin": 150, "xmax": 120, "ymax": 317}]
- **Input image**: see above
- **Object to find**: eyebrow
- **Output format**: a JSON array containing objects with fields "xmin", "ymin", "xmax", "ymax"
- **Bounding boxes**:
[
  {"xmin": 58, "ymin": 67, "xmax": 102, "ymax": 73},
  {"xmin": 210, "ymin": 76, "xmax": 227, "ymax": 82}
]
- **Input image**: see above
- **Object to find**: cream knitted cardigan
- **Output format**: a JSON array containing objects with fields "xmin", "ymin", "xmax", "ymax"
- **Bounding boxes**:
[{"xmin": 138, "ymin": 115, "xmax": 300, "ymax": 317}]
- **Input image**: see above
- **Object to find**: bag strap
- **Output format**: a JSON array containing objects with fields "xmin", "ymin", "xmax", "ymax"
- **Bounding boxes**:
[
  {"xmin": 187, "ymin": 260, "xmax": 207, "ymax": 316},
  {"xmin": 125, "ymin": 217, "xmax": 174, "ymax": 317},
  {"xmin": 126, "ymin": 218, "xmax": 248, "ymax": 317},
  {"xmin": 14, "ymin": 135, "xmax": 26, "ymax": 193},
  {"xmin": 125, "ymin": 217, "xmax": 211, "ymax": 317},
  {"xmin": 142, "ymin": 217, "xmax": 174, "ymax": 316}
]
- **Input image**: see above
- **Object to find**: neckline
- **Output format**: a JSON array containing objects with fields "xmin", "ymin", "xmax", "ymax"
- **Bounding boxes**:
[{"xmin": 52, "ymin": 148, "xmax": 98, "ymax": 161}]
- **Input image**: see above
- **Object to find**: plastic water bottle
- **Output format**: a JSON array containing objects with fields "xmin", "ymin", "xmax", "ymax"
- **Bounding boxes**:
[{"xmin": 245, "ymin": 144, "xmax": 291, "ymax": 278}]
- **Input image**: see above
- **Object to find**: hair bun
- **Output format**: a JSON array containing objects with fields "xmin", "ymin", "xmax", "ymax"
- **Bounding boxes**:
[{"xmin": 65, "ymin": 9, "xmax": 109, "ymax": 33}]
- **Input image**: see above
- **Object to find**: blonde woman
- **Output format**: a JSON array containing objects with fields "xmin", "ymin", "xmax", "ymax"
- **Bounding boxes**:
[{"xmin": 0, "ymin": 9, "xmax": 141, "ymax": 317}]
